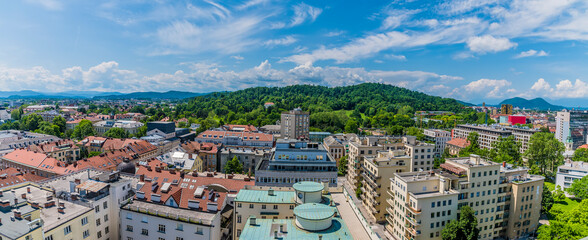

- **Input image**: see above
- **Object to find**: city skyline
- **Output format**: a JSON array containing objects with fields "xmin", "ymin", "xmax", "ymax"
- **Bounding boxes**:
[{"xmin": 2, "ymin": 0, "xmax": 588, "ymax": 104}]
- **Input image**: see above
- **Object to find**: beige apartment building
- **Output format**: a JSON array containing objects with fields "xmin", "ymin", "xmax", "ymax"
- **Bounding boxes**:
[
  {"xmin": 452, "ymin": 124, "xmax": 538, "ymax": 153},
  {"xmin": 386, "ymin": 155, "xmax": 544, "ymax": 240},
  {"xmin": 361, "ymin": 149, "xmax": 410, "ymax": 223},
  {"xmin": 347, "ymin": 136, "xmax": 407, "ymax": 188}
]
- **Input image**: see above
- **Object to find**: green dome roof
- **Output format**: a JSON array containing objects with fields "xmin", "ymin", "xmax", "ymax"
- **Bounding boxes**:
[
  {"xmin": 293, "ymin": 181, "xmax": 324, "ymax": 192},
  {"xmin": 294, "ymin": 203, "xmax": 335, "ymax": 220}
]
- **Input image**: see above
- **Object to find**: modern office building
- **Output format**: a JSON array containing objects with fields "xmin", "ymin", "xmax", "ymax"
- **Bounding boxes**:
[
  {"xmin": 280, "ymin": 108, "xmax": 309, "ymax": 140},
  {"xmin": 255, "ymin": 139, "xmax": 338, "ymax": 187},
  {"xmin": 501, "ymin": 104, "xmax": 513, "ymax": 115},
  {"xmin": 556, "ymin": 160, "xmax": 588, "ymax": 190},
  {"xmin": 452, "ymin": 124, "xmax": 538, "ymax": 153},
  {"xmin": 386, "ymin": 155, "xmax": 544, "ymax": 240},
  {"xmin": 555, "ymin": 110, "xmax": 588, "ymax": 150},
  {"xmin": 424, "ymin": 129, "xmax": 451, "ymax": 157}
]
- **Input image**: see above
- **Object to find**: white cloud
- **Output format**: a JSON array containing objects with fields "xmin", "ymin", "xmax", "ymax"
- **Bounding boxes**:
[
  {"xmin": 457, "ymin": 79, "xmax": 514, "ymax": 99},
  {"xmin": 263, "ymin": 36, "xmax": 298, "ymax": 47},
  {"xmin": 231, "ymin": 55, "xmax": 244, "ymax": 60},
  {"xmin": 466, "ymin": 35, "xmax": 517, "ymax": 53},
  {"xmin": 436, "ymin": 0, "xmax": 500, "ymax": 15},
  {"xmin": 530, "ymin": 78, "xmax": 588, "ymax": 98},
  {"xmin": 272, "ymin": 3, "xmax": 322, "ymax": 29},
  {"xmin": 0, "ymin": 60, "xmax": 463, "ymax": 94},
  {"xmin": 515, "ymin": 49, "xmax": 549, "ymax": 58},
  {"xmin": 325, "ymin": 31, "xmax": 345, "ymax": 37}
]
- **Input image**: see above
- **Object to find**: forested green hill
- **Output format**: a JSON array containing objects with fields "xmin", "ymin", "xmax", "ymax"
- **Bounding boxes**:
[{"xmin": 167, "ymin": 83, "xmax": 470, "ymax": 133}]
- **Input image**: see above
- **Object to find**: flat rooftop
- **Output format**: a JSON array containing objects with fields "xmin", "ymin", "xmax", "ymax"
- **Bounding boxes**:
[
  {"xmin": 239, "ymin": 218, "xmax": 353, "ymax": 240},
  {"xmin": 0, "ymin": 205, "xmax": 41, "ymax": 239},
  {"xmin": 234, "ymin": 189, "xmax": 296, "ymax": 204},
  {"xmin": 122, "ymin": 200, "xmax": 217, "ymax": 225}
]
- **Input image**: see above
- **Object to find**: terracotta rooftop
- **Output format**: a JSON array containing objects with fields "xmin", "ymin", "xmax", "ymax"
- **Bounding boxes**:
[
  {"xmin": 197, "ymin": 130, "xmax": 273, "ymax": 142},
  {"xmin": 0, "ymin": 167, "xmax": 47, "ymax": 188},
  {"xmin": 181, "ymin": 141, "xmax": 220, "ymax": 154},
  {"xmin": 2, "ymin": 149, "xmax": 81, "ymax": 175},
  {"xmin": 28, "ymin": 139, "xmax": 78, "ymax": 153},
  {"xmin": 134, "ymin": 160, "xmax": 254, "ymax": 212},
  {"xmin": 447, "ymin": 138, "xmax": 470, "ymax": 148}
]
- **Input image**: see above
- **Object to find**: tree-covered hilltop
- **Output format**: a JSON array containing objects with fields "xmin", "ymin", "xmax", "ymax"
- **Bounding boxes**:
[{"xmin": 164, "ymin": 83, "xmax": 472, "ymax": 133}]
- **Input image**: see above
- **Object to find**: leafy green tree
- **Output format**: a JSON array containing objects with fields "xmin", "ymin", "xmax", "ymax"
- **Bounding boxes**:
[
  {"xmin": 553, "ymin": 185, "xmax": 566, "ymax": 202},
  {"xmin": 441, "ymin": 206, "xmax": 479, "ymax": 240},
  {"xmin": 104, "ymin": 127, "xmax": 129, "ymax": 139},
  {"xmin": 387, "ymin": 125, "xmax": 403, "ymax": 135},
  {"xmin": 405, "ymin": 127, "xmax": 425, "ymax": 140},
  {"xmin": 34, "ymin": 122, "xmax": 61, "ymax": 136},
  {"xmin": 490, "ymin": 136, "xmax": 522, "ymax": 165},
  {"xmin": 466, "ymin": 132, "xmax": 479, "ymax": 150},
  {"xmin": 88, "ymin": 151, "xmax": 102, "ymax": 157},
  {"xmin": 224, "ymin": 156, "xmax": 243, "ymax": 174},
  {"xmin": 20, "ymin": 113, "xmax": 43, "ymax": 131},
  {"xmin": 11, "ymin": 106, "xmax": 24, "ymax": 120},
  {"xmin": 133, "ymin": 125, "xmax": 147, "ymax": 138},
  {"xmin": 572, "ymin": 148, "xmax": 588, "ymax": 162},
  {"xmin": 72, "ymin": 119, "xmax": 96, "ymax": 140},
  {"xmin": 524, "ymin": 132, "xmax": 564, "ymax": 176},
  {"xmin": 538, "ymin": 199, "xmax": 588, "ymax": 240},
  {"xmin": 338, "ymin": 155, "xmax": 348, "ymax": 176},
  {"xmin": 52, "ymin": 115, "xmax": 66, "ymax": 134},
  {"xmin": 433, "ymin": 157, "xmax": 445, "ymax": 169},
  {"xmin": 344, "ymin": 120, "xmax": 359, "ymax": 134},
  {"xmin": 568, "ymin": 175, "xmax": 588, "ymax": 199},
  {"xmin": 541, "ymin": 183, "xmax": 554, "ymax": 214}
]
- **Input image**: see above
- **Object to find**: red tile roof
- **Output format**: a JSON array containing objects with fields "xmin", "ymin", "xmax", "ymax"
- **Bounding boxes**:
[
  {"xmin": 181, "ymin": 141, "xmax": 220, "ymax": 154},
  {"xmin": 197, "ymin": 130, "xmax": 273, "ymax": 142},
  {"xmin": 579, "ymin": 144, "xmax": 588, "ymax": 149},
  {"xmin": 0, "ymin": 167, "xmax": 47, "ymax": 188},
  {"xmin": 2, "ymin": 149, "xmax": 81, "ymax": 175},
  {"xmin": 28, "ymin": 139, "xmax": 78, "ymax": 153},
  {"xmin": 134, "ymin": 161, "xmax": 254, "ymax": 211},
  {"xmin": 447, "ymin": 138, "xmax": 470, "ymax": 149},
  {"xmin": 225, "ymin": 124, "xmax": 258, "ymax": 132}
]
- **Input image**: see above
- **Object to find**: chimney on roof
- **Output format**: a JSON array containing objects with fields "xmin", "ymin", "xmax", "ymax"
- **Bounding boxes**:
[
  {"xmin": 155, "ymin": 166, "xmax": 161, "ymax": 172},
  {"xmin": 27, "ymin": 187, "xmax": 30, "ymax": 193},
  {"xmin": 169, "ymin": 169, "xmax": 175, "ymax": 174},
  {"xmin": 74, "ymin": 178, "xmax": 81, "ymax": 184},
  {"xmin": 14, "ymin": 198, "xmax": 18, "ymax": 205},
  {"xmin": 13, "ymin": 210, "xmax": 21, "ymax": 219},
  {"xmin": 139, "ymin": 174, "xmax": 145, "ymax": 182},
  {"xmin": 58, "ymin": 206, "xmax": 65, "ymax": 214},
  {"xmin": 31, "ymin": 201, "xmax": 39, "ymax": 209},
  {"xmin": 21, "ymin": 193, "xmax": 26, "ymax": 199},
  {"xmin": 502, "ymin": 161, "xmax": 506, "ymax": 168}
]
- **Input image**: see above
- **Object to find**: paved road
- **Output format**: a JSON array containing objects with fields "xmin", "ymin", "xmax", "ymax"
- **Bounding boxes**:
[
  {"xmin": 339, "ymin": 176, "xmax": 388, "ymax": 239},
  {"xmin": 332, "ymin": 193, "xmax": 371, "ymax": 240}
]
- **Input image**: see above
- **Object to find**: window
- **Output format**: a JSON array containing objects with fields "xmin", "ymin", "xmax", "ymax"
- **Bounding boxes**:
[
  {"xmin": 105, "ymin": 226, "xmax": 109, "ymax": 234},
  {"xmin": 95, "ymin": 205, "xmax": 100, "ymax": 213},
  {"xmin": 97, "ymin": 231, "xmax": 102, "ymax": 238},
  {"xmin": 81, "ymin": 217, "xmax": 88, "ymax": 225},
  {"xmin": 448, "ymin": 210, "xmax": 451, "ymax": 216},
  {"xmin": 83, "ymin": 230, "xmax": 90, "ymax": 239},
  {"xmin": 249, "ymin": 204, "xmax": 254, "ymax": 209},
  {"xmin": 126, "ymin": 213, "xmax": 133, "ymax": 219},
  {"xmin": 96, "ymin": 218, "xmax": 101, "ymax": 226},
  {"xmin": 237, "ymin": 203, "xmax": 242, "ymax": 208},
  {"xmin": 176, "ymin": 238, "xmax": 184, "ymax": 240},
  {"xmin": 290, "ymin": 205, "xmax": 294, "ymax": 210},
  {"xmin": 262, "ymin": 205, "xmax": 266, "ymax": 209},
  {"xmin": 103, "ymin": 201, "xmax": 108, "ymax": 209},
  {"xmin": 141, "ymin": 229, "xmax": 149, "ymax": 236},
  {"xmin": 196, "ymin": 227, "xmax": 203, "ymax": 235},
  {"xmin": 177, "ymin": 223, "xmax": 184, "ymax": 231},
  {"xmin": 431, "ymin": 213, "xmax": 435, "ymax": 218},
  {"xmin": 274, "ymin": 205, "xmax": 278, "ymax": 209},
  {"xmin": 128, "ymin": 238, "xmax": 133, "ymax": 240},
  {"xmin": 448, "ymin": 200, "xmax": 452, "ymax": 205},
  {"xmin": 443, "ymin": 200, "xmax": 446, "ymax": 206},
  {"xmin": 104, "ymin": 214, "xmax": 109, "ymax": 222},
  {"xmin": 431, "ymin": 202, "xmax": 435, "ymax": 208},
  {"xmin": 45, "ymin": 235, "xmax": 54, "ymax": 240},
  {"xmin": 127, "ymin": 225, "xmax": 133, "ymax": 232},
  {"xmin": 237, "ymin": 215, "xmax": 242, "ymax": 223},
  {"xmin": 158, "ymin": 224, "xmax": 166, "ymax": 233},
  {"xmin": 64, "ymin": 225, "xmax": 72, "ymax": 235},
  {"xmin": 158, "ymin": 238, "xmax": 165, "ymax": 240},
  {"xmin": 141, "ymin": 216, "xmax": 148, "ymax": 223},
  {"xmin": 431, "ymin": 223, "xmax": 434, "ymax": 228}
]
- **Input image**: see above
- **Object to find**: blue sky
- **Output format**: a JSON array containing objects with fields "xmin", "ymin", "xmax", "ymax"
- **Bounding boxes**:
[{"xmin": 1, "ymin": 0, "xmax": 588, "ymax": 104}]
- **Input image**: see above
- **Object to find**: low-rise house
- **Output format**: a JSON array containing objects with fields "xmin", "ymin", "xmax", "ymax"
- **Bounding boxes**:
[{"xmin": 446, "ymin": 138, "xmax": 470, "ymax": 156}]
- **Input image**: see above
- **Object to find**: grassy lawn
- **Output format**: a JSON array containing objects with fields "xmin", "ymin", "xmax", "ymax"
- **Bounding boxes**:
[
  {"xmin": 548, "ymin": 197, "xmax": 582, "ymax": 220},
  {"xmin": 545, "ymin": 182, "xmax": 555, "ymax": 191}
]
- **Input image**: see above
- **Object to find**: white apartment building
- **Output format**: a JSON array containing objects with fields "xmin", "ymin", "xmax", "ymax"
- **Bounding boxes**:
[
  {"xmin": 556, "ymin": 160, "xmax": 588, "ymax": 190},
  {"xmin": 452, "ymin": 125, "xmax": 538, "ymax": 153},
  {"xmin": 424, "ymin": 129, "xmax": 451, "ymax": 157},
  {"xmin": 555, "ymin": 111, "xmax": 570, "ymax": 143},
  {"xmin": 386, "ymin": 155, "xmax": 544, "ymax": 240}
]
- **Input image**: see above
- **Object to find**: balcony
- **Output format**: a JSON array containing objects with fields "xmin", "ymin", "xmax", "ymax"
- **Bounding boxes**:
[
  {"xmin": 405, "ymin": 215, "xmax": 421, "ymax": 226},
  {"xmin": 387, "ymin": 207, "xmax": 394, "ymax": 216},
  {"xmin": 385, "ymin": 224, "xmax": 395, "ymax": 235},
  {"xmin": 405, "ymin": 203, "xmax": 421, "ymax": 214},
  {"xmin": 386, "ymin": 198, "xmax": 394, "ymax": 207},
  {"xmin": 407, "ymin": 227, "xmax": 421, "ymax": 236}
]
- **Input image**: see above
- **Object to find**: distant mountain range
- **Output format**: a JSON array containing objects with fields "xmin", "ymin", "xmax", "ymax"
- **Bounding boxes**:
[
  {"xmin": 498, "ymin": 97, "xmax": 565, "ymax": 110},
  {"xmin": 0, "ymin": 90, "xmax": 205, "ymax": 100}
]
